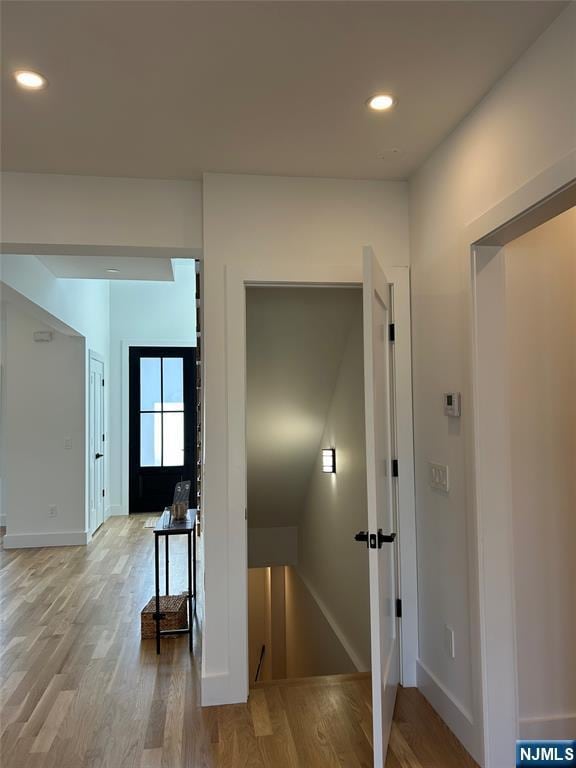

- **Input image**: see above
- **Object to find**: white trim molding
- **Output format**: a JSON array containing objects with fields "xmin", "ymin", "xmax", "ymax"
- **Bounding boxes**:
[
  {"xmin": 3, "ymin": 529, "xmax": 91, "ymax": 549},
  {"xmin": 201, "ymin": 672, "xmax": 245, "ymax": 708},
  {"xmin": 417, "ymin": 660, "xmax": 479, "ymax": 763},
  {"xmin": 519, "ymin": 714, "xmax": 576, "ymax": 740},
  {"xmin": 213, "ymin": 257, "xmax": 418, "ymax": 708},
  {"xmin": 466, "ymin": 150, "xmax": 576, "ymax": 768}
]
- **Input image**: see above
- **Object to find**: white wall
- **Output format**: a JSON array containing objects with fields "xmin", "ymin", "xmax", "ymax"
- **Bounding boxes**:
[
  {"xmin": 298, "ymin": 295, "xmax": 371, "ymax": 672},
  {"xmin": 2, "ymin": 304, "xmax": 86, "ymax": 546},
  {"xmin": 408, "ymin": 4, "xmax": 576, "ymax": 760},
  {"xmin": 201, "ymin": 173, "xmax": 409, "ymax": 704},
  {"xmin": 505, "ymin": 208, "xmax": 576, "ymax": 739},
  {"xmin": 285, "ymin": 566, "xmax": 357, "ymax": 679},
  {"xmin": 107, "ymin": 260, "xmax": 196, "ymax": 515},
  {"xmin": 248, "ymin": 527, "xmax": 298, "ymax": 568},
  {"xmin": 1, "ymin": 255, "xmax": 110, "ymax": 355},
  {"xmin": 246, "ymin": 286, "xmax": 361, "ymax": 530},
  {"xmin": 0, "ymin": 255, "xmax": 110, "ymax": 540},
  {"xmin": 0, "ymin": 255, "xmax": 197, "ymax": 535},
  {"xmin": 1, "ymin": 173, "xmax": 202, "ymax": 255}
]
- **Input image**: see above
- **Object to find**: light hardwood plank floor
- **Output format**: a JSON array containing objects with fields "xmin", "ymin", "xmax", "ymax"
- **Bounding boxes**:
[{"xmin": 0, "ymin": 516, "xmax": 478, "ymax": 768}]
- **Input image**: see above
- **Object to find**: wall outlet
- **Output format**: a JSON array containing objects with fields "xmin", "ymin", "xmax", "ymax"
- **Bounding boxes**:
[
  {"xmin": 445, "ymin": 624, "xmax": 456, "ymax": 659},
  {"xmin": 48, "ymin": 505, "xmax": 57, "ymax": 518},
  {"xmin": 429, "ymin": 461, "xmax": 449, "ymax": 493},
  {"xmin": 64, "ymin": 438, "xmax": 73, "ymax": 450}
]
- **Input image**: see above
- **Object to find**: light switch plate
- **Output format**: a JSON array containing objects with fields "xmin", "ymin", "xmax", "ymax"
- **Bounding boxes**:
[{"xmin": 429, "ymin": 462, "xmax": 449, "ymax": 493}]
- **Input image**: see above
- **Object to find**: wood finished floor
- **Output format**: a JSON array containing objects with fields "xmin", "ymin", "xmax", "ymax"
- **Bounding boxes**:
[{"xmin": 0, "ymin": 516, "xmax": 479, "ymax": 768}]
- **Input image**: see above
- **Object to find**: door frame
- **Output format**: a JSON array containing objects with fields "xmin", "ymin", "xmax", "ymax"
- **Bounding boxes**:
[
  {"xmin": 88, "ymin": 349, "xmax": 105, "ymax": 535},
  {"xmin": 225, "ymin": 252, "xmax": 418, "ymax": 703},
  {"xmin": 120, "ymin": 339, "xmax": 196, "ymax": 516},
  {"xmin": 466, "ymin": 152, "xmax": 575, "ymax": 767}
]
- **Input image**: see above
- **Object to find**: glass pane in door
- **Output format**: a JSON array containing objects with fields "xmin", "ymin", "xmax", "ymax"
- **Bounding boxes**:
[
  {"xmin": 140, "ymin": 358, "xmax": 162, "ymax": 411},
  {"xmin": 163, "ymin": 412, "xmax": 184, "ymax": 466},
  {"xmin": 140, "ymin": 413, "xmax": 162, "ymax": 466},
  {"xmin": 162, "ymin": 357, "xmax": 184, "ymax": 411}
]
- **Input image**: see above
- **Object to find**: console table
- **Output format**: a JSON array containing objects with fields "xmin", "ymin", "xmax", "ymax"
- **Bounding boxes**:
[{"xmin": 153, "ymin": 509, "xmax": 196, "ymax": 654}]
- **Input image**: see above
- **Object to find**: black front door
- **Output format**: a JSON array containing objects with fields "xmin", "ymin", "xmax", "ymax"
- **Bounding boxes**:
[{"xmin": 129, "ymin": 347, "xmax": 196, "ymax": 513}]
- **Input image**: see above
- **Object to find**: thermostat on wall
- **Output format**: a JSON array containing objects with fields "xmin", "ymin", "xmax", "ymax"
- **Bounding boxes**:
[{"xmin": 444, "ymin": 392, "xmax": 461, "ymax": 417}]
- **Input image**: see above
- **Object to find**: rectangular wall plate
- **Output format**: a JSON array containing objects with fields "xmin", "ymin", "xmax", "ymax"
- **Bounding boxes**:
[
  {"xmin": 429, "ymin": 461, "xmax": 449, "ymax": 493},
  {"xmin": 444, "ymin": 392, "xmax": 461, "ymax": 417}
]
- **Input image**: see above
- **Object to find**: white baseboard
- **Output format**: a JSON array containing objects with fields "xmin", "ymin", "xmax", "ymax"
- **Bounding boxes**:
[
  {"xmin": 520, "ymin": 713, "xmax": 576, "ymax": 739},
  {"xmin": 201, "ymin": 671, "xmax": 245, "ymax": 707},
  {"xmin": 416, "ymin": 659, "xmax": 481, "ymax": 764},
  {"xmin": 3, "ymin": 529, "xmax": 90, "ymax": 549},
  {"xmin": 106, "ymin": 505, "xmax": 125, "ymax": 518},
  {"xmin": 296, "ymin": 567, "xmax": 370, "ymax": 673}
]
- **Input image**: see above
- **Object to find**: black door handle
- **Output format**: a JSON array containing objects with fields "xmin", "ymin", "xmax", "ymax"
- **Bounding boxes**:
[
  {"xmin": 377, "ymin": 529, "xmax": 396, "ymax": 547},
  {"xmin": 95, "ymin": 453, "xmax": 104, "ymax": 459},
  {"xmin": 356, "ymin": 530, "xmax": 396, "ymax": 549},
  {"xmin": 354, "ymin": 531, "xmax": 369, "ymax": 547}
]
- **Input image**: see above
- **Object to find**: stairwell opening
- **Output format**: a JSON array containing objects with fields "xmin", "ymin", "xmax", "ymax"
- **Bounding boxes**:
[{"xmin": 246, "ymin": 286, "xmax": 371, "ymax": 685}]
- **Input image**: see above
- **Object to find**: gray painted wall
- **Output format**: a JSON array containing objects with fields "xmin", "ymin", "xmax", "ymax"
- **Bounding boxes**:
[{"xmin": 246, "ymin": 286, "xmax": 360, "ymax": 529}]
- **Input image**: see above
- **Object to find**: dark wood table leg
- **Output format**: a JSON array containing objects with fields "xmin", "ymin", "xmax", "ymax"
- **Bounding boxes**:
[
  {"xmin": 188, "ymin": 530, "xmax": 193, "ymax": 652},
  {"xmin": 155, "ymin": 534, "xmax": 160, "ymax": 655},
  {"xmin": 165, "ymin": 534, "xmax": 169, "ymax": 596}
]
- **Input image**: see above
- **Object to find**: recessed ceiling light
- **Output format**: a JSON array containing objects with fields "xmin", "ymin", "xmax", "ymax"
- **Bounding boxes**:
[
  {"xmin": 14, "ymin": 70, "xmax": 47, "ymax": 90},
  {"xmin": 106, "ymin": 269, "xmax": 120, "ymax": 274},
  {"xmin": 367, "ymin": 94, "xmax": 395, "ymax": 112}
]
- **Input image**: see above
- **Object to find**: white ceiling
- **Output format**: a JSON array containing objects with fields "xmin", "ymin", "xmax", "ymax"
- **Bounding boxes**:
[
  {"xmin": 247, "ymin": 286, "xmax": 361, "ymax": 528},
  {"xmin": 1, "ymin": 1, "xmax": 565, "ymax": 181},
  {"xmin": 37, "ymin": 255, "xmax": 176, "ymax": 281}
]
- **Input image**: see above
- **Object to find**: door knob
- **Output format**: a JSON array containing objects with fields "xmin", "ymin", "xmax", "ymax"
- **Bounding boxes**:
[
  {"xmin": 377, "ymin": 529, "xmax": 396, "ymax": 547},
  {"xmin": 95, "ymin": 453, "xmax": 104, "ymax": 459},
  {"xmin": 354, "ymin": 531, "xmax": 369, "ymax": 547}
]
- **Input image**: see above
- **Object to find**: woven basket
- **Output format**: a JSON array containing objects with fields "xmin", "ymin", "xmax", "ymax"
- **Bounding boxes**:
[{"xmin": 141, "ymin": 595, "xmax": 188, "ymax": 640}]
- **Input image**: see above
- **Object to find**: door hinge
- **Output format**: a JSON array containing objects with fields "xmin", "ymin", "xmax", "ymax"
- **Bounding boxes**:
[
  {"xmin": 102, "ymin": 488, "xmax": 105, "ymax": 498},
  {"xmin": 102, "ymin": 433, "xmax": 105, "ymax": 442},
  {"xmin": 102, "ymin": 378, "xmax": 105, "ymax": 386},
  {"xmin": 392, "ymin": 459, "xmax": 399, "ymax": 478},
  {"xmin": 389, "ymin": 323, "xmax": 395, "ymax": 342},
  {"xmin": 395, "ymin": 598, "xmax": 402, "ymax": 618}
]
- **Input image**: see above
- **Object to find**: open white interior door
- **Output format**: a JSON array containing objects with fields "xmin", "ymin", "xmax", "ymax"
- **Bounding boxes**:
[{"xmin": 362, "ymin": 247, "xmax": 399, "ymax": 767}]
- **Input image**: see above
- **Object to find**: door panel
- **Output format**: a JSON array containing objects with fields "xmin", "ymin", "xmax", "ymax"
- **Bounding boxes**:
[
  {"xmin": 89, "ymin": 354, "xmax": 105, "ymax": 534},
  {"xmin": 362, "ymin": 248, "xmax": 399, "ymax": 767},
  {"xmin": 129, "ymin": 347, "xmax": 196, "ymax": 513}
]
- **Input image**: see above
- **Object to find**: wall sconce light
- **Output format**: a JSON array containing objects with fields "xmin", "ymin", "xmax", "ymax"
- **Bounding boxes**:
[{"xmin": 322, "ymin": 448, "xmax": 336, "ymax": 474}]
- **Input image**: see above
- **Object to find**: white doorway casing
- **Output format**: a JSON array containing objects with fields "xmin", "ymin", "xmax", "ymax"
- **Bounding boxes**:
[
  {"xmin": 221, "ymin": 254, "xmax": 418, "ymax": 708},
  {"xmin": 468, "ymin": 151, "xmax": 576, "ymax": 768}
]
